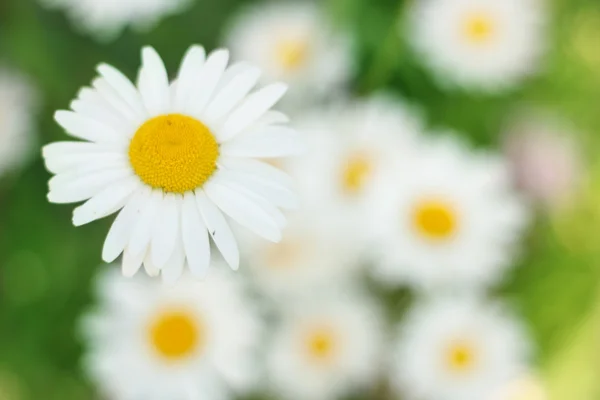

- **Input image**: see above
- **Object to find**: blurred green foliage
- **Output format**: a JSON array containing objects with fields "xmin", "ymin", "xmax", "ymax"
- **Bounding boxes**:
[{"xmin": 0, "ymin": 0, "xmax": 599, "ymax": 399}]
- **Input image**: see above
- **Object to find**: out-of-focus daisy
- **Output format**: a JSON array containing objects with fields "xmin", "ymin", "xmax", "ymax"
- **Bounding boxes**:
[
  {"xmin": 407, "ymin": 0, "xmax": 546, "ymax": 91},
  {"xmin": 40, "ymin": 0, "xmax": 191, "ymax": 40},
  {"xmin": 241, "ymin": 207, "xmax": 361, "ymax": 300},
  {"xmin": 81, "ymin": 267, "xmax": 261, "ymax": 400},
  {"xmin": 488, "ymin": 373, "xmax": 547, "ymax": 400},
  {"xmin": 267, "ymin": 292, "xmax": 383, "ymax": 400},
  {"xmin": 289, "ymin": 95, "xmax": 421, "ymax": 232},
  {"xmin": 42, "ymin": 45, "xmax": 302, "ymax": 280},
  {"xmin": 392, "ymin": 297, "xmax": 532, "ymax": 400},
  {"xmin": 502, "ymin": 112, "xmax": 584, "ymax": 210},
  {"xmin": 0, "ymin": 68, "xmax": 37, "ymax": 177},
  {"xmin": 225, "ymin": 2, "xmax": 353, "ymax": 107},
  {"xmin": 369, "ymin": 135, "xmax": 528, "ymax": 290}
]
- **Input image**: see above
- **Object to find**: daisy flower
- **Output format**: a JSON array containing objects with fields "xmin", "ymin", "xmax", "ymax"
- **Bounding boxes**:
[
  {"xmin": 392, "ymin": 297, "xmax": 532, "ymax": 400},
  {"xmin": 241, "ymin": 207, "xmax": 362, "ymax": 300},
  {"xmin": 225, "ymin": 2, "xmax": 353, "ymax": 108},
  {"xmin": 369, "ymin": 135, "xmax": 528, "ymax": 290},
  {"xmin": 42, "ymin": 45, "xmax": 302, "ymax": 281},
  {"xmin": 502, "ymin": 111, "xmax": 583, "ymax": 210},
  {"xmin": 407, "ymin": 0, "xmax": 546, "ymax": 91},
  {"xmin": 266, "ymin": 291, "xmax": 384, "ymax": 400},
  {"xmin": 289, "ymin": 95, "xmax": 421, "ymax": 232},
  {"xmin": 40, "ymin": 0, "xmax": 191, "ymax": 40},
  {"xmin": 0, "ymin": 68, "xmax": 38, "ymax": 177},
  {"xmin": 81, "ymin": 266, "xmax": 261, "ymax": 400}
]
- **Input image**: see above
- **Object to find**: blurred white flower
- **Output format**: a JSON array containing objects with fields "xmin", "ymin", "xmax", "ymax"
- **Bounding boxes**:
[
  {"xmin": 225, "ymin": 2, "xmax": 353, "ymax": 108},
  {"xmin": 81, "ymin": 267, "xmax": 261, "ymax": 400},
  {"xmin": 392, "ymin": 297, "xmax": 532, "ymax": 400},
  {"xmin": 0, "ymin": 68, "xmax": 37, "ymax": 177},
  {"xmin": 502, "ymin": 112, "xmax": 583, "ymax": 210},
  {"xmin": 39, "ymin": 0, "xmax": 191, "ymax": 40},
  {"xmin": 289, "ymin": 95, "xmax": 421, "ymax": 240},
  {"xmin": 368, "ymin": 135, "xmax": 528, "ymax": 291},
  {"xmin": 267, "ymin": 291, "xmax": 384, "ymax": 400},
  {"xmin": 487, "ymin": 373, "xmax": 548, "ymax": 400},
  {"xmin": 42, "ymin": 45, "xmax": 302, "ymax": 280},
  {"xmin": 241, "ymin": 207, "xmax": 362, "ymax": 301},
  {"xmin": 407, "ymin": 0, "xmax": 546, "ymax": 92}
]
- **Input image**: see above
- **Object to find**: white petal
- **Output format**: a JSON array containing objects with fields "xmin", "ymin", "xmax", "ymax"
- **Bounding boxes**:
[
  {"xmin": 72, "ymin": 178, "xmax": 139, "ymax": 226},
  {"xmin": 215, "ymin": 62, "xmax": 252, "ymax": 93},
  {"xmin": 204, "ymin": 67, "xmax": 260, "ymax": 123},
  {"xmin": 44, "ymin": 153, "xmax": 128, "ymax": 175},
  {"xmin": 224, "ymin": 182, "xmax": 287, "ymax": 229},
  {"xmin": 253, "ymin": 110, "xmax": 290, "ymax": 126},
  {"xmin": 195, "ymin": 189, "xmax": 239, "ymax": 270},
  {"xmin": 161, "ymin": 240, "xmax": 185, "ymax": 283},
  {"xmin": 174, "ymin": 45, "xmax": 206, "ymax": 110},
  {"xmin": 48, "ymin": 168, "xmax": 133, "ymax": 204},
  {"xmin": 150, "ymin": 193, "xmax": 180, "ymax": 268},
  {"xmin": 54, "ymin": 111, "xmax": 124, "ymax": 143},
  {"xmin": 218, "ymin": 83, "xmax": 287, "ymax": 142},
  {"xmin": 76, "ymin": 87, "xmax": 134, "ymax": 130},
  {"xmin": 92, "ymin": 78, "xmax": 144, "ymax": 125},
  {"xmin": 143, "ymin": 252, "xmax": 161, "ymax": 277},
  {"xmin": 138, "ymin": 47, "xmax": 170, "ymax": 117},
  {"xmin": 185, "ymin": 49, "xmax": 229, "ymax": 116},
  {"xmin": 97, "ymin": 63, "xmax": 146, "ymax": 117},
  {"xmin": 70, "ymin": 98, "xmax": 133, "ymax": 137},
  {"xmin": 42, "ymin": 141, "xmax": 123, "ymax": 159},
  {"xmin": 122, "ymin": 246, "xmax": 145, "ymax": 277},
  {"xmin": 204, "ymin": 181, "xmax": 281, "ymax": 242},
  {"xmin": 181, "ymin": 192, "xmax": 210, "ymax": 278},
  {"xmin": 128, "ymin": 189, "xmax": 163, "ymax": 258},
  {"xmin": 213, "ymin": 169, "xmax": 298, "ymax": 209},
  {"xmin": 218, "ymin": 157, "xmax": 294, "ymax": 188},
  {"xmin": 102, "ymin": 188, "xmax": 149, "ymax": 263},
  {"xmin": 221, "ymin": 126, "xmax": 304, "ymax": 158}
]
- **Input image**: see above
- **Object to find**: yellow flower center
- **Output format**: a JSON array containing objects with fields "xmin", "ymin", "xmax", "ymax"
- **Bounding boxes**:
[
  {"xmin": 149, "ymin": 310, "xmax": 203, "ymax": 361},
  {"xmin": 304, "ymin": 327, "xmax": 338, "ymax": 363},
  {"xmin": 275, "ymin": 38, "xmax": 310, "ymax": 71},
  {"xmin": 463, "ymin": 12, "xmax": 496, "ymax": 44},
  {"xmin": 342, "ymin": 153, "xmax": 372, "ymax": 194},
  {"xmin": 446, "ymin": 340, "xmax": 477, "ymax": 373},
  {"xmin": 412, "ymin": 199, "xmax": 458, "ymax": 240},
  {"xmin": 129, "ymin": 114, "xmax": 219, "ymax": 194}
]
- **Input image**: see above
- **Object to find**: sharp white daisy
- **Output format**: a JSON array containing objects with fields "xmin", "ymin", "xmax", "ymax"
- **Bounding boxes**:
[
  {"xmin": 241, "ymin": 207, "xmax": 362, "ymax": 300},
  {"xmin": 39, "ymin": 0, "xmax": 191, "ymax": 40},
  {"xmin": 42, "ymin": 45, "xmax": 302, "ymax": 281},
  {"xmin": 0, "ymin": 68, "xmax": 38, "ymax": 177},
  {"xmin": 266, "ymin": 291, "xmax": 383, "ymax": 400},
  {"xmin": 407, "ymin": 0, "xmax": 546, "ymax": 91},
  {"xmin": 289, "ymin": 95, "xmax": 421, "ymax": 233},
  {"xmin": 225, "ymin": 1, "xmax": 353, "ymax": 107},
  {"xmin": 81, "ymin": 266, "xmax": 261, "ymax": 400},
  {"xmin": 369, "ymin": 134, "xmax": 528, "ymax": 290},
  {"xmin": 392, "ymin": 297, "xmax": 532, "ymax": 400}
]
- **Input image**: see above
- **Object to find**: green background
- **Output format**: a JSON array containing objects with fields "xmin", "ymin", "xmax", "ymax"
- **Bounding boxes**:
[{"xmin": 1, "ymin": 0, "xmax": 600, "ymax": 398}]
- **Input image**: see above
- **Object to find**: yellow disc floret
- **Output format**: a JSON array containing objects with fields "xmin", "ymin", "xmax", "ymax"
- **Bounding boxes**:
[
  {"xmin": 412, "ymin": 198, "xmax": 458, "ymax": 240},
  {"xmin": 129, "ymin": 114, "xmax": 219, "ymax": 194},
  {"xmin": 445, "ymin": 340, "xmax": 477, "ymax": 373},
  {"xmin": 463, "ymin": 12, "xmax": 496, "ymax": 44},
  {"xmin": 149, "ymin": 310, "xmax": 203, "ymax": 361},
  {"xmin": 275, "ymin": 38, "xmax": 310, "ymax": 71}
]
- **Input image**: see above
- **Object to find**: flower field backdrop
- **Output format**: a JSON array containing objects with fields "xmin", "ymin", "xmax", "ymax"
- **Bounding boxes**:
[{"xmin": 0, "ymin": 0, "xmax": 600, "ymax": 399}]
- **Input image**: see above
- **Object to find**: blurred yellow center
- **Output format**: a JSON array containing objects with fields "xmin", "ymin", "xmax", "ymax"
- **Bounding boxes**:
[
  {"xmin": 463, "ymin": 13, "xmax": 496, "ymax": 44},
  {"xmin": 446, "ymin": 341, "xmax": 477, "ymax": 372},
  {"xmin": 412, "ymin": 199, "xmax": 457, "ymax": 240},
  {"xmin": 149, "ymin": 310, "xmax": 202, "ymax": 360},
  {"xmin": 265, "ymin": 238, "xmax": 302, "ymax": 269},
  {"xmin": 305, "ymin": 327, "xmax": 337, "ymax": 363},
  {"xmin": 276, "ymin": 39, "xmax": 310, "ymax": 71},
  {"xmin": 342, "ymin": 153, "xmax": 372, "ymax": 194},
  {"xmin": 129, "ymin": 114, "xmax": 219, "ymax": 194}
]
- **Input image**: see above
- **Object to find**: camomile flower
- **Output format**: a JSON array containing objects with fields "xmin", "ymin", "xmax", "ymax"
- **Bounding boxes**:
[
  {"xmin": 267, "ymin": 291, "xmax": 383, "ymax": 400},
  {"xmin": 42, "ymin": 45, "xmax": 302, "ymax": 281},
  {"xmin": 369, "ymin": 135, "xmax": 528, "ymax": 290},
  {"xmin": 241, "ymin": 207, "xmax": 362, "ymax": 300},
  {"xmin": 0, "ymin": 68, "xmax": 38, "ymax": 177},
  {"xmin": 289, "ymin": 95, "xmax": 421, "ymax": 234},
  {"xmin": 81, "ymin": 266, "xmax": 261, "ymax": 400},
  {"xmin": 225, "ymin": 2, "xmax": 353, "ymax": 107},
  {"xmin": 407, "ymin": 0, "xmax": 546, "ymax": 91},
  {"xmin": 392, "ymin": 297, "xmax": 532, "ymax": 400},
  {"xmin": 39, "ymin": 0, "xmax": 191, "ymax": 40}
]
